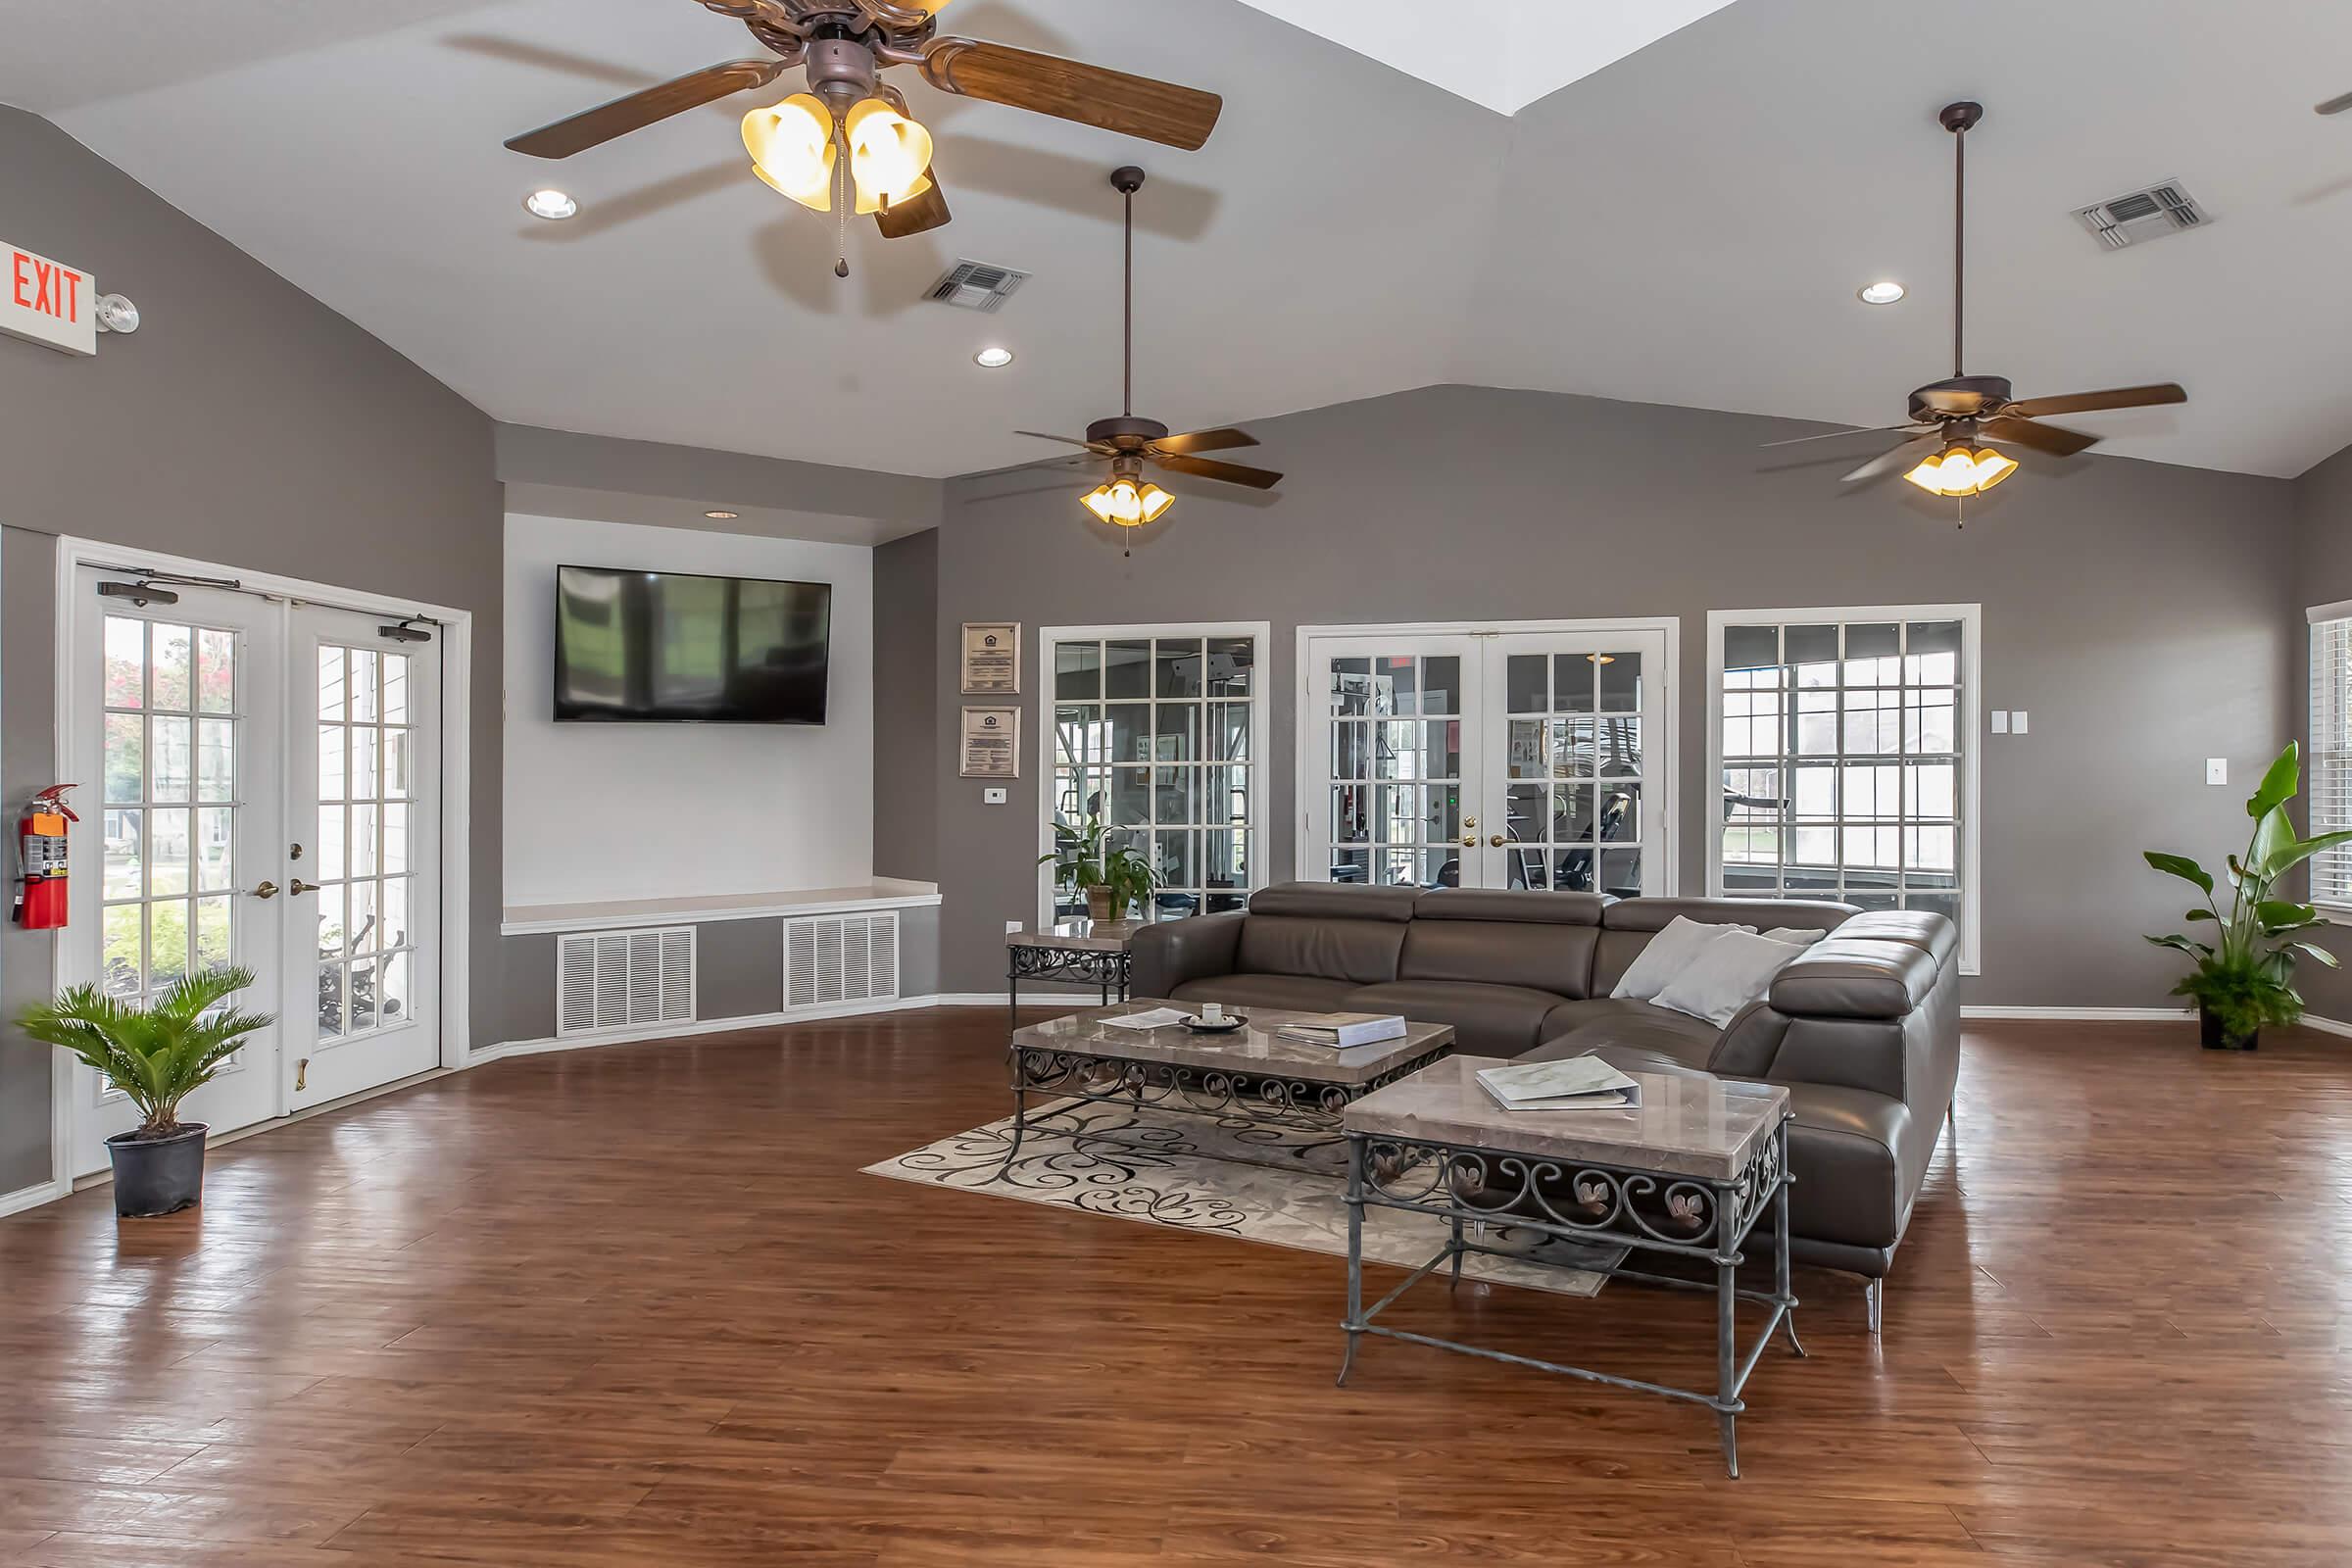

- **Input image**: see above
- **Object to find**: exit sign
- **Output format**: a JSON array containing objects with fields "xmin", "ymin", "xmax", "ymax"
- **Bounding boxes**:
[{"xmin": 2, "ymin": 240, "xmax": 96, "ymax": 356}]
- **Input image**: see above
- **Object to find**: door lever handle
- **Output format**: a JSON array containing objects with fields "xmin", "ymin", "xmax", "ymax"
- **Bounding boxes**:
[
  {"xmin": 249, "ymin": 880, "xmax": 279, "ymax": 901},
  {"xmin": 289, "ymin": 878, "xmax": 320, "ymax": 897}
]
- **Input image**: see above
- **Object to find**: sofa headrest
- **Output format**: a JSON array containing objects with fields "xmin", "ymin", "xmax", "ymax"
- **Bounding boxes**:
[
  {"xmin": 1769, "ymin": 938, "xmax": 1937, "ymax": 1019},
  {"xmin": 1246, "ymin": 882, "xmax": 1423, "ymax": 923},
  {"xmin": 1412, "ymin": 889, "xmax": 1608, "ymax": 926},
  {"xmin": 1833, "ymin": 908, "xmax": 1960, "ymax": 971},
  {"xmin": 1599, "ymin": 897, "xmax": 1858, "ymax": 935}
]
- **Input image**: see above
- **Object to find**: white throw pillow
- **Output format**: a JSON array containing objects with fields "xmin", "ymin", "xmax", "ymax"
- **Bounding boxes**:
[
  {"xmin": 1653, "ymin": 929, "xmax": 1806, "ymax": 1028},
  {"xmin": 1609, "ymin": 916, "xmax": 1752, "ymax": 1003},
  {"xmin": 1760, "ymin": 926, "xmax": 1829, "ymax": 948}
]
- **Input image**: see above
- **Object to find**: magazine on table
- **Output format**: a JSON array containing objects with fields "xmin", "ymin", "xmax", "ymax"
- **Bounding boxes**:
[
  {"xmin": 1101, "ymin": 1006, "xmax": 1192, "ymax": 1030},
  {"xmin": 1272, "ymin": 1012, "xmax": 1409, "ymax": 1049},
  {"xmin": 1475, "ymin": 1056, "xmax": 1643, "ymax": 1111}
]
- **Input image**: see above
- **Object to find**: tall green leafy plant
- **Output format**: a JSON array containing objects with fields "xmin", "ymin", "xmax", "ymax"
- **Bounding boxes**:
[
  {"xmin": 2144, "ymin": 743, "xmax": 2352, "ymax": 1040},
  {"xmin": 1040, "ymin": 813, "xmax": 1158, "ymax": 917},
  {"xmin": 18, "ymin": 967, "xmax": 273, "ymax": 1139}
]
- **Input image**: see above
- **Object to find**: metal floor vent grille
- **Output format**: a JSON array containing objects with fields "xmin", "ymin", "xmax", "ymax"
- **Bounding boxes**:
[
  {"xmin": 785, "ymin": 911, "xmax": 900, "ymax": 1008},
  {"xmin": 557, "ymin": 927, "xmax": 695, "ymax": 1037},
  {"xmin": 928, "ymin": 260, "xmax": 1030, "ymax": 313},
  {"xmin": 2075, "ymin": 181, "xmax": 2208, "ymax": 249}
]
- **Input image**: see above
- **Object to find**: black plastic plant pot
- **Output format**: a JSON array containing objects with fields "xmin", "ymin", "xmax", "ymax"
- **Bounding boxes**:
[
  {"xmin": 105, "ymin": 1123, "xmax": 208, "ymax": 1217},
  {"xmin": 2198, "ymin": 1006, "xmax": 2259, "ymax": 1053}
]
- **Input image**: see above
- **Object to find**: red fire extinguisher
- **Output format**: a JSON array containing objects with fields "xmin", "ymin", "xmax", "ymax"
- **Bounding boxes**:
[{"xmin": 15, "ymin": 784, "xmax": 77, "ymax": 930}]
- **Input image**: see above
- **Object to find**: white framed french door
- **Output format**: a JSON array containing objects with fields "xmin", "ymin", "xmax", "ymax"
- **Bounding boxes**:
[
  {"xmin": 57, "ymin": 551, "xmax": 460, "ymax": 1180},
  {"xmin": 282, "ymin": 605, "xmax": 441, "ymax": 1109},
  {"xmin": 1298, "ymin": 619, "xmax": 1677, "ymax": 897},
  {"xmin": 64, "ymin": 573, "xmax": 285, "ymax": 1173}
]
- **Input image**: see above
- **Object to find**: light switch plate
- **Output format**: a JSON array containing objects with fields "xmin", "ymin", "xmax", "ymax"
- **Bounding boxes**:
[
  {"xmin": 1990, "ymin": 710, "xmax": 2009, "ymax": 734},
  {"xmin": 2011, "ymin": 710, "xmax": 2029, "ymax": 735},
  {"xmin": 2207, "ymin": 758, "xmax": 2229, "ymax": 786},
  {"xmin": 982, "ymin": 787, "xmax": 1007, "ymax": 805},
  {"xmin": 1004, "ymin": 918, "xmax": 1022, "ymax": 935}
]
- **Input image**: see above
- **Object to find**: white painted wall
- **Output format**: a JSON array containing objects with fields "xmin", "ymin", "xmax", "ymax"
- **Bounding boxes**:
[{"xmin": 502, "ymin": 514, "xmax": 875, "ymax": 906}]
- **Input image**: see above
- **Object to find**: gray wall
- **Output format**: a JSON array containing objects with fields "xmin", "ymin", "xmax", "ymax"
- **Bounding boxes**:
[
  {"xmin": 0, "ymin": 107, "xmax": 505, "ymax": 1192},
  {"xmin": 923, "ymin": 383, "xmax": 2300, "ymax": 1005},
  {"xmin": 873, "ymin": 528, "xmax": 940, "ymax": 885},
  {"xmin": 2294, "ymin": 439, "xmax": 2352, "ymax": 1016}
]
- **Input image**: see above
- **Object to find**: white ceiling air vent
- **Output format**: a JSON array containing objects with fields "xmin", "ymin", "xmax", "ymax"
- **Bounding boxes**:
[
  {"xmin": 2074, "ymin": 181, "xmax": 2209, "ymax": 250},
  {"xmin": 928, "ymin": 260, "xmax": 1030, "ymax": 313}
]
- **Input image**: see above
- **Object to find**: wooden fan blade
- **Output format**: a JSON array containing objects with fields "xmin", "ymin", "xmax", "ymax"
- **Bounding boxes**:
[
  {"xmin": 1016, "ymin": 431, "xmax": 1114, "ymax": 455},
  {"xmin": 506, "ymin": 59, "xmax": 786, "ymax": 159},
  {"xmin": 1841, "ymin": 436, "xmax": 1938, "ymax": 485},
  {"xmin": 1154, "ymin": 453, "xmax": 1281, "ymax": 490},
  {"xmin": 1759, "ymin": 423, "xmax": 1933, "ymax": 450},
  {"xmin": 921, "ymin": 38, "xmax": 1222, "ymax": 150},
  {"xmin": 2002, "ymin": 383, "xmax": 2185, "ymax": 418},
  {"xmin": 1982, "ymin": 416, "xmax": 2099, "ymax": 457},
  {"xmin": 2318, "ymin": 90, "xmax": 2352, "ymax": 115},
  {"xmin": 875, "ymin": 175, "xmax": 952, "ymax": 239},
  {"xmin": 1152, "ymin": 427, "xmax": 1258, "ymax": 456}
]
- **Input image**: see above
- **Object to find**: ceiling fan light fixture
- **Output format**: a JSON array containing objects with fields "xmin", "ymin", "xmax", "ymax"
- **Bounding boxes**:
[
  {"xmin": 845, "ymin": 97, "xmax": 934, "ymax": 214},
  {"xmin": 1904, "ymin": 443, "xmax": 2017, "ymax": 497},
  {"xmin": 1138, "ymin": 482, "xmax": 1175, "ymax": 523},
  {"xmin": 743, "ymin": 93, "xmax": 837, "ymax": 213}
]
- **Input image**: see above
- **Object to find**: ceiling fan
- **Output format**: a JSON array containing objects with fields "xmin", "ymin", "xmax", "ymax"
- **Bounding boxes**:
[
  {"xmin": 1766, "ymin": 100, "xmax": 2185, "ymax": 498},
  {"xmin": 504, "ymin": 0, "xmax": 1222, "ymax": 268},
  {"xmin": 1015, "ymin": 167, "xmax": 1281, "ymax": 546}
]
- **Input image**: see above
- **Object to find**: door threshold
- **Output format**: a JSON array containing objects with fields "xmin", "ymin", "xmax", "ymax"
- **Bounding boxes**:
[{"xmin": 69, "ymin": 1066, "xmax": 454, "ymax": 1191}]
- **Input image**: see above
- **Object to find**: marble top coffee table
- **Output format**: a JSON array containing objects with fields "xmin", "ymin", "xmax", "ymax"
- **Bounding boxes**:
[
  {"xmin": 1336, "ymin": 1055, "xmax": 1799, "ymax": 1478},
  {"xmin": 999, "ymin": 1002, "xmax": 1456, "ymax": 1176}
]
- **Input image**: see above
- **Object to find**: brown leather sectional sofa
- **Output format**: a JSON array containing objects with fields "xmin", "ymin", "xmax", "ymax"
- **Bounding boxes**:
[{"xmin": 1130, "ymin": 883, "xmax": 1959, "ymax": 1321}]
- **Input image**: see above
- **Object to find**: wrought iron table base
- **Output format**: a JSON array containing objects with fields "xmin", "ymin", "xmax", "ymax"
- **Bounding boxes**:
[
  {"xmin": 1005, "ymin": 945, "xmax": 1131, "ymax": 1043},
  {"xmin": 999, "ymin": 1046, "xmax": 1456, "ymax": 1178},
  {"xmin": 1338, "ymin": 1121, "xmax": 1799, "ymax": 1478}
]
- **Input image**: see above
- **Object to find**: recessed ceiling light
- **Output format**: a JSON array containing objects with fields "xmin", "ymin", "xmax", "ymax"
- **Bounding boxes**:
[
  {"xmin": 524, "ymin": 189, "xmax": 578, "ymax": 221},
  {"xmin": 704, "ymin": 510, "xmax": 739, "ymax": 520},
  {"xmin": 973, "ymin": 346, "xmax": 1015, "ymax": 368},
  {"xmin": 1857, "ymin": 280, "xmax": 1906, "ymax": 305}
]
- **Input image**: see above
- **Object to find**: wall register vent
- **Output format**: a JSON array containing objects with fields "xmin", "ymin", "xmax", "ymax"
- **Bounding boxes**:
[
  {"xmin": 785, "ymin": 912, "xmax": 901, "ymax": 1009},
  {"xmin": 557, "ymin": 927, "xmax": 695, "ymax": 1037}
]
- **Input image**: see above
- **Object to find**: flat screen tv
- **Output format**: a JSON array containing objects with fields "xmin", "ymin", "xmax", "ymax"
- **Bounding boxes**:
[{"xmin": 554, "ymin": 564, "xmax": 832, "ymax": 725}]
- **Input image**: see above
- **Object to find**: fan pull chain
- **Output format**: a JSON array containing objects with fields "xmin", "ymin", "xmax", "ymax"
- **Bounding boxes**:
[{"xmin": 833, "ymin": 123, "xmax": 851, "ymax": 279}]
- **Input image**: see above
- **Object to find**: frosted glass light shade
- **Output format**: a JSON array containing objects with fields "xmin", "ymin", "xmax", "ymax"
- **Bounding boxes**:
[{"xmin": 743, "ymin": 94, "xmax": 836, "ymax": 213}]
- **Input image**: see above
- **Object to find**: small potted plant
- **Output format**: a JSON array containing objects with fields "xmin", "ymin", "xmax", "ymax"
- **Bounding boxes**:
[
  {"xmin": 18, "ymin": 966, "xmax": 273, "ymax": 1216},
  {"xmin": 2144, "ymin": 743, "xmax": 2352, "ymax": 1051},
  {"xmin": 1041, "ymin": 813, "xmax": 1159, "ymax": 922}
]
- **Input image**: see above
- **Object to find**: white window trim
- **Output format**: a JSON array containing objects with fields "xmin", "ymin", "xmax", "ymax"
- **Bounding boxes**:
[
  {"xmin": 2307, "ymin": 600, "xmax": 2352, "ymax": 920},
  {"xmin": 1292, "ymin": 616, "xmax": 1682, "ymax": 897},
  {"xmin": 1035, "ymin": 621, "xmax": 1272, "ymax": 929},
  {"xmin": 1704, "ymin": 604, "xmax": 1983, "ymax": 976}
]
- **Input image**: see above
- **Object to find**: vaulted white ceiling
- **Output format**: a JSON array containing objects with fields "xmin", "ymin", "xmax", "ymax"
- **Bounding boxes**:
[{"xmin": 8, "ymin": 0, "xmax": 2352, "ymax": 481}]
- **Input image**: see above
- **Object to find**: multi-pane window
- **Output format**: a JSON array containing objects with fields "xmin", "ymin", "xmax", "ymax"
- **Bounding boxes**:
[
  {"xmin": 1716, "ymin": 614, "xmax": 1971, "ymax": 939},
  {"xmin": 1500, "ymin": 650, "xmax": 1648, "ymax": 896},
  {"xmin": 100, "ymin": 615, "xmax": 238, "ymax": 1004},
  {"xmin": 1051, "ymin": 632, "xmax": 1258, "ymax": 918},
  {"xmin": 316, "ymin": 646, "xmax": 417, "ymax": 1041},
  {"xmin": 1327, "ymin": 653, "xmax": 1465, "ymax": 887},
  {"xmin": 2312, "ymin": 611, "xmax": 2352, "ymax": 907}
]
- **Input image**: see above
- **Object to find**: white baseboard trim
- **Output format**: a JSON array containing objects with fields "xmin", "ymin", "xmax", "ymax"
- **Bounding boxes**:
[
  {"xmin": 2296, "ymin": 1013, "xmax": 2352, "ymax": 1038},
  {"xmin": 1961, "ymin": 1005, "xmax": 2193, "ymax": 1021},
  {"xmin": 0, "ymin": 1178, "xmax": 72, "ymax": 1219},
  {"xmin": 471, "ymin": 993, "xmax": 967, "ymax": 1066}
]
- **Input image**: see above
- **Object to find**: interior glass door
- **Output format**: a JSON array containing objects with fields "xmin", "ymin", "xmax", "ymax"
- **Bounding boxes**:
[
  {"xmin": 281, "ymin": 604, "xmax": 441, "ymax": 1109},
  {"xmin": 1476, "ymin": 632, "xmax": 1668, "ymax": 897},
  {"xmin": 1302, "ymin": 636, "xmax": 1481, "ymax": 889},
  {"xmin": 65, "ymin": 573, "xmax": 284, "ymax": 1175}
]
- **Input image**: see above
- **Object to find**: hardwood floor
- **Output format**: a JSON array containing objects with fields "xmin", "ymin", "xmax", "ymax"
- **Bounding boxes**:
[{"xmin": 2, "ymin": 1010, "xmax": 2349, "ymax": 1565}]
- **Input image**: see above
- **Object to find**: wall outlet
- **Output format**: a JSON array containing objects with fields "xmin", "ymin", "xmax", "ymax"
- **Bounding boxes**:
[
  {"xmin": 2011, "ymin": 710, "xmax": 2029, "ymax": 735},
  {"xmin": 2207, "ymin": 758, "xmax": 2229, "ymax": 786},
  {"xmin": 982, "ymin": 787, "xmax": 1007, "ymax": 805},
  {"xmin": 1990, "ymin": 710, "xmax": 2009, "ymax": 734}
]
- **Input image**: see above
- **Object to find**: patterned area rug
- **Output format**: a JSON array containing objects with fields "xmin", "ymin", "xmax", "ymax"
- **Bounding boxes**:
[{"xmin": 865, "ymin": 1099, "xmax": 1620, "ymax": 1298}]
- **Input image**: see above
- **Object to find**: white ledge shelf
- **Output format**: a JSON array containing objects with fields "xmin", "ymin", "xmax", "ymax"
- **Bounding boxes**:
[{"xmin": 502, "ymin": 879, "xmax": 941, "ymax": 937}]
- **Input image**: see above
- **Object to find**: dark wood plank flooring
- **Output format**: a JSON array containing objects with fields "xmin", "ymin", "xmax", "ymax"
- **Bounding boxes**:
[{"xmin": 2, "ymin": 1009, "xmax": 2348, "ymax": 1565}]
